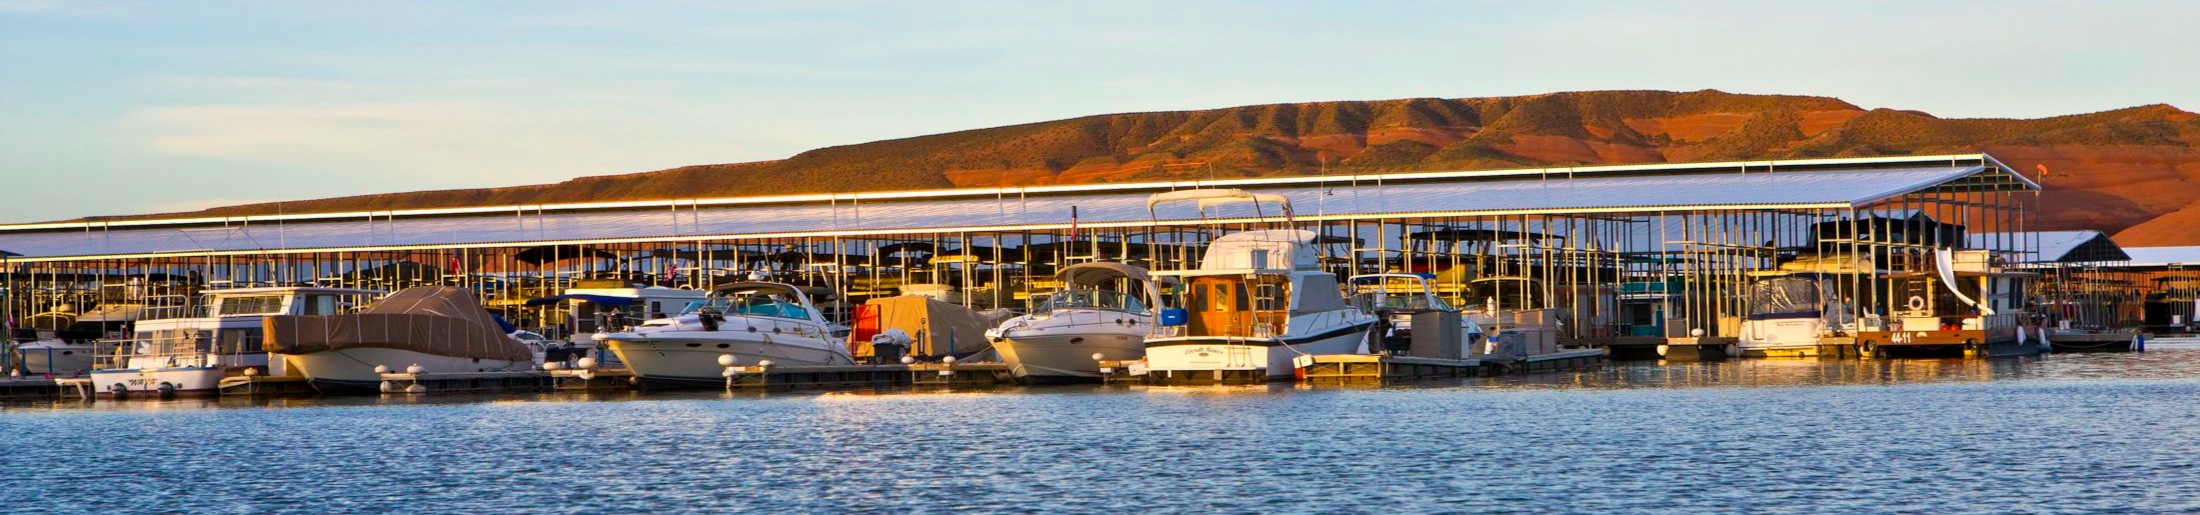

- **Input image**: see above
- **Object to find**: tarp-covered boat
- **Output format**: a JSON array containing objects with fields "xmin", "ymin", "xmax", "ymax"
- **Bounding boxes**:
[{"xmin": 266, "ymin": 286, "xmax": 534, "ymax": 393}]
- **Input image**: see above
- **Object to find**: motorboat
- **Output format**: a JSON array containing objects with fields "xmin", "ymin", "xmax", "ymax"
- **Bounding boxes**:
[
  {"xmin": 525, "ymin": 283, "xmax": 708, "ymax": 368},
  {"xmin": 1348, "ymin": 274, "xmax": 1487, "ymax": 358},
  {"xmin": 18, "ymin": 308, "xmax": 110, "ymax": 377},
  {"xmin": 602, "ymin": 282, "xmax": 854, "ymax": 389},
  {"xmin": 266, "ymin": 286, "xmax": 535, "ymax": 394},
  {"xmin": 1737, "ymin": 274, "xmax": 1852, "ymax": 358},
  {"xmin": 987, "ymin": 262, "xmax": 1157, "ymax": 383},
  {"xmin": 1141, "ymin": 190, "xmax": 1379, "ymax": 381},
  {"xmin": 89, "ymin": 287, "xmax": 380, "ymax": 398}
]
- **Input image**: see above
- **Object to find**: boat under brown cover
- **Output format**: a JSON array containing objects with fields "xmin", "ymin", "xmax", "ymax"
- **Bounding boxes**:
[{"xmin": 263, "ymin": 286, "xmax": 532, "ymax": 362}]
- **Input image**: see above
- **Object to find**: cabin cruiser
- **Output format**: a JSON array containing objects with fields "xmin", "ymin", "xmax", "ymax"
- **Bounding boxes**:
[
  {"xmin": 89, "ymin": 287, "xmax": 379, "ymax": 398},
  {"xmin": 265, "ymin": 286, "xmax": 535, "ymax": 393},
  {"xmin": 1738, "ymin": 274, "xmax": 1853, "ymax": 358},
  {"xmin": 601, "ymin": 282, "xmax": 854, "ymax": 389},
  {"xmin": 1144, "ymin": 229, "xmax": 1378, "ymax": 381},
  {"xmin": 987, "ymin": 262, "xmax": 1157, "ymax": 383},
  {"xmin": 16, "ymin": 302, "xmax": 155, "ymax": 377},
  {"xmin": 525, "ymin": 283, "xmax": 708, "ymax": 368},
  {"xmin": 1348, "ymin": 274, "xmax": 1487, "ymax": 358}
]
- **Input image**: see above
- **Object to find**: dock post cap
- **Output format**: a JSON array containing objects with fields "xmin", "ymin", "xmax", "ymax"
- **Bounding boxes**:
[{"xmin": 717, "ymin": 354, "xmax": 736, "ymax": 367}]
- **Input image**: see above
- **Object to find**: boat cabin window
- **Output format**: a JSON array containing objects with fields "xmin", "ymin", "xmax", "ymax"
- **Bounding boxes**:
[
  {"xmin": 216, "ymin": 295, "xmax": 289, "ymax": 316},
  {"xmin": 300, "ymin": 295, "xmax": 341, "ymax": 316}
]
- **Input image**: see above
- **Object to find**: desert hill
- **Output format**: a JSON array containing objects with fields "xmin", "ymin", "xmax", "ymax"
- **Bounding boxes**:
[{"xmin": 112, "ymin": 90, "xmax": 2200, "ymax": 246}]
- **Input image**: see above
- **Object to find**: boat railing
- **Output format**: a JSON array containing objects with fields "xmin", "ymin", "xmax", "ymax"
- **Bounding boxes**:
[
  {"xmin": 139, "ymin": 303, "xmax": 209, "ymax": 320},
  {"xmin": 92, "ymin": 332, "xmax": 233, "ymax": 370}
]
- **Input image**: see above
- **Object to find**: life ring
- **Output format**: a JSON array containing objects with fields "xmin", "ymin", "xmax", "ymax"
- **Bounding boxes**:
[
  {"xmin": 1860, "ymin": 341, "xmax": 1877, "ymax": 357},
  {"xmin": 1906, "ymin": 295, "xmax": 1927, "ymax": 311}
]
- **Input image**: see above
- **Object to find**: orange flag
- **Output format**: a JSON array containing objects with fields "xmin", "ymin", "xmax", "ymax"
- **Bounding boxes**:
[{"xmin": 2036, "ymin": 164, "xmax": 2050, "ymax": 177}]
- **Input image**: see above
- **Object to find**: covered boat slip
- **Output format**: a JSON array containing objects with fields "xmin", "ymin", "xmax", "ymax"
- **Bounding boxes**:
[{"xmin": 0, "ymin": 154, "xmax": 2045, "ymax": 363}]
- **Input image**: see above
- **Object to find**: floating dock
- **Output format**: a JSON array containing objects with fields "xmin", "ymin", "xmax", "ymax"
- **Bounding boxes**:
[
  {"xmin": 375, "ymin": 362, "xmax": 1013, "ymax": 395},
  {"xmin": 0, "ymin": 377, "xmax": 61, "ymax": 400},
  {"xmin": 1100, "ymin": 349, "xmax": 1606, "ymax": 386}
]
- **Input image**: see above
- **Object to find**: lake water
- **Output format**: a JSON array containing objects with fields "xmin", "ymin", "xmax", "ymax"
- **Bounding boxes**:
[{"xmin": 7, "ymin": 343, "xmax": 2200, "ymax": 513}]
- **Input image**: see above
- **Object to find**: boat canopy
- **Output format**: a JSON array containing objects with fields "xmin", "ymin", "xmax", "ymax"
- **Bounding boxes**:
[
  {"xmin": 264, "ymin": 286, "xmax": 533, "ymax": 362},
  {"xmin": 1055, "ymin": 262, "xmax": 1152, "ymax": 287}
]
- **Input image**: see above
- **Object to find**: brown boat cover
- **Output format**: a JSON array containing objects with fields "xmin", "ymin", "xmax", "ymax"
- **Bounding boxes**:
[{"xmin": 263, "ymin": 286, "xmax": 532, "ymax": 362}]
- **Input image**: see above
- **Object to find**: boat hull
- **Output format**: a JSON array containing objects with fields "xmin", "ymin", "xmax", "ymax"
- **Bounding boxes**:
[
  {"xmin": 17, "ymin": 342, "xmax": 96, "ymax": 376},
  {"xmin": 88, "ymin": 366, "xmax": 226, "ymax": 397},
  {"xmin": 1144, "ymin": 323, "xmax": 1372, "ymax": 380},
  {"xmin": 606, "ymin": 332, "xmax": 852, "ymax": 389},
  {"xmin": 282, "ymin": 348, "xmax": 527, "ymax": 394},
  {"xmin": 994, "ymin": 332, "xmax": 1144, "ymax": 383}
]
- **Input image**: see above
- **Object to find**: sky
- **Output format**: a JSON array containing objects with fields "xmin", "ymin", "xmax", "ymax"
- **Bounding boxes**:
[{"xmin": 0, "ymin": 0, "xmax": 2194, "ymax": 223}]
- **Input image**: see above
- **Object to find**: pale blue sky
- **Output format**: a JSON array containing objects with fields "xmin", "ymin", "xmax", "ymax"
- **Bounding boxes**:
[{"xmin": 1, "ymin": 0, "xmax": 2192, "ymax": 222}]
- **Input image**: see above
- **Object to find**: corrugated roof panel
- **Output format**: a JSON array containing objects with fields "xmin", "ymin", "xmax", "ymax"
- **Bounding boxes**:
[{"xmin": 0, "ymin": 166, "xmax": 1982, "ymax": 259}]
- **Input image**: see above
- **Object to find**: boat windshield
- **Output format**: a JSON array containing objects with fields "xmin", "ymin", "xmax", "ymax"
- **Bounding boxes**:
[
  {"xmin": 1038, "ymin": 289, "xmax": 1147, "ymax": 315},
  {"xmin": 1748, "ymin": 277, "xmax": 1822, "ymax": 319},
  {"xmin": 683, "ymin": 295, "xmax": 813, "ymax": 320},
  {"xmin": 1351, "ymin": 290, "xmax": 1453, "ymax": 312}
]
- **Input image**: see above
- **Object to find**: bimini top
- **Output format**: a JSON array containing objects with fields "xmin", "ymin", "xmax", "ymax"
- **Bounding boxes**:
[{"xmin": 0, "ymin": 154, "xmax": 2034, "ymax": 261}]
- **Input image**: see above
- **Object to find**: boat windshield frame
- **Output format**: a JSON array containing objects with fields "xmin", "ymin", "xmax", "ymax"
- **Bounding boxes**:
[{"xmin": 1038, "ymin": 289, "xmax": 1150, "ymax": 315}]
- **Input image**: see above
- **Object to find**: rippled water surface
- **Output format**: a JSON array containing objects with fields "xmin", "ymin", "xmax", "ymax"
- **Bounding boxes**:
[{"xmin": 9, "ymin": 343, "xmax": 2200, "ymax": 513}]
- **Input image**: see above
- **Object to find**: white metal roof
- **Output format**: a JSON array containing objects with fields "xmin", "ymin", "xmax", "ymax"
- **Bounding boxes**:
[
  {"xmin": 0, "ymin": 155, "xmax": 2023, "ymax": 261},
  {"xmin": 2119, "ymin": 246, "xmax": 2200, "ymax": 267},
  {"xmin": 1968, "ymin": 230, "xmax": 2129, "ymax": 263}
]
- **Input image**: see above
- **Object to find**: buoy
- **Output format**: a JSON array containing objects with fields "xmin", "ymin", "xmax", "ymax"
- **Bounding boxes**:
[
  {"xmin": 543, "ymin": 362, "xmax": 564, "ymax": 371},
  {"xmin": 379, "ymin": 381, "xmax": 395, "ymax": 393},
  {"xmin": 942, "ymin": 356, "xmax": 956, "ymax": 364},
  {"xmin": 373, "ymin": 364, "xmax": 392, "ymax": 374},
  {"xmin": 405, "ymin": 384, "xmax": 427, "ymax": 394},
  {"xmin": 405, "ymin": 364, "xmax": 426, "ymax": 375},
  {"xmin": 243, "ymin": 367, "xmax": 259, "ymax": 377},
  {"xmin": 1091, "ymin": 353, "xmax": 1105, "ymax": 362},
  {"xmin": 156, "ymin": 382, "xmax": 176, "ymax": 397},
  {"xmin": 716, "ymin": 354, "xmax": 737, "ymax": 367},
  {"xmin": 899, "ymin": 356, "xmax": 915, "ymax": 364},
  {"xmin": 109, "ymin": 383, "xmax": 129, "ymax": 398},
  {"xmin": 758, "ymin": 360, "xmax": 774, "ymax": 368},
  {"xmin": 1690, "ymin": 328, "xmax": 1705, "ymax": 337},
  {"xmin": 576, "ymin": 357, "xmax": 598, "ymax": 370},
  {"xmin": 721, "ymin": 367, "xmax": 737, "ymax": 378}
]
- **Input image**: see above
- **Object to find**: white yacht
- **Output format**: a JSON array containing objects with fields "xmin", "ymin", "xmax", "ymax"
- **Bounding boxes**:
[
  {"xmin": 987, "ymin": 262, "xmax": 1157, "ymax": 383},
  {"xmin": 1347, "ymin": 274, "xmax": 1487, "ymax": 357},
  {"xmin": 1737, "ymin": 274, "xmax": 1851, "ymax": 358},
  {"xmin": 526, "ymin": 283, "xmax": 708, "ymax": 368},
  {"xmin": 17, "ymin": 310, "xmax": 96, "ymax": 377},
  {"xmin": 266, "ymin": 286, "xmax": 535, "ymax": 393},
  {"xmin": 602, "ymin": 282, "xmax": 854, "ymax": 389},
  {"xmin": 89, "ymin": 287, "xmax": 379, "ymax": 398},
  {"xmin": 1144, "ymin": 229, "xmax": 1377, "ymax": 381}
]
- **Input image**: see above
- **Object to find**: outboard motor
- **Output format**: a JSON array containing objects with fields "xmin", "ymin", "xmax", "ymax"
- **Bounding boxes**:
[{"xmin": 870, "ymin": 329, "xmax": 911, "ymax": 364}]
